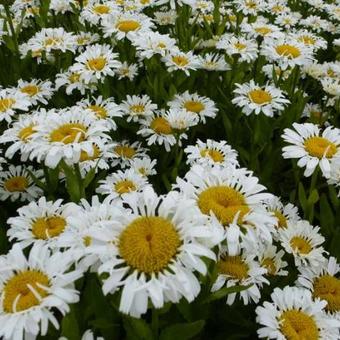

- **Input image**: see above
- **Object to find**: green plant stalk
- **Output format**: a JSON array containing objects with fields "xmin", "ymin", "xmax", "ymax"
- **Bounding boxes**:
[{"xmin": 3, "ymin": 2, "xmax": 19, "ymax": 56}]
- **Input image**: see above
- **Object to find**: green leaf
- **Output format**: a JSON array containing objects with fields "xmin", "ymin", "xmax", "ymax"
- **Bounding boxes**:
[
  {"xmin": 123, "ymin": 316, "xmax": 154, "ymax": 340},
  {"xmin": 159, "ymin": 320, "xmax": 205, "ymax": 340},
  {"xmin": 60, "ymin": 161, "xmax": 80, "ymax": 202},
  {"xmin": 307, "ymin": 189, "xmax": 319, "ymax": 205},
  {"xmin": 203, "ymin": 284, "xmax": 252, "ymax": 303},
  {"xmin": 320, "ymin": 194, "xmax": 335, "ymax": 234},
  {"xmin": 60, "ymin": 305, "xmax": 81, "ymax": 340},
  {"xmin": 298, "ymin": 183, "xmax": 307, "ymax": 211}
]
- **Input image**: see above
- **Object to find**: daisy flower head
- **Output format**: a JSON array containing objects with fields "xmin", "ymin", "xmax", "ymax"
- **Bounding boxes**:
[
  {"xmin": 7, "ymin": 197, "xmax": 77, "ymax": 249},
  {"xmin": 75, "ymin": 32, "xmax": 100, "ymax": 51},
  {"xmin": 77, "ymin": 96, "xmax": 122, "ymax": 129},
  {"xmin": 55, "ymin": 68, "xmax": 95, "ymax": 95},
  {"xmin": 167, "ymin": 91, "xmax": 218, "ymax": 123},
  {"xmin": 278, "ymin": 219, "xmax": 326, "ymax": 268},
  {"xmin": 242, "ymin": 21, "xmax": 284, "ymax": 41},
  {"xmin": 176, "ymin": 165, "xmax": 274, "ymax": 241},
  {"xmin": 321, "ymin": 77, "xmax": 340, "ymax": 98},
  {"xmin": 263, "ymin": 195, "xmax": 300, "ymax": 231},
  {"xmin": 256, "ymin": 286, "xmax": 340, "ymax": 339},
  {"xmin": 0, "ymin": 243, "xmax": 82, "ymax": 340},
  {"xmin": 29, "ymin": 107, "xmax": 111, "ymax": 168},
  {"xmin": 297, "ymin": 256, "xmax": 340, "ymax": 316},
  {"xmin": 49, "ymin": 0, "xmax": 75, "ymax": 14},
  {"xmin": 153, "ymin": 9, "xmax": 177, "ymax": 26},
  {"xmin": 212, "ymin": 222, "xmax": 269, "ymax": 305},
  {"xmin": 0, "ymin": 88, "xmax": 31, "ymax": 123},
  {"xmin": 101, "ymin": 11, "xmax": 154, "ymax": 41},
  {"xmin": 216, "ymin": 34, "xmax": 258, "ymax": 63},
  {"xmin": 184, "ymin": 139, "xmax": 239, "ymax": 168},
  {"xmin": 300, "ymin": 15, "xmax": 332, "ymax": 33},
  {"xmin": 302, "ymin": 103, "xmax": 326, "ymax": 124},
  {"xmin": 80, "ymin": 1, "xmax": 119, "ymax": 25},
  {"xmin": 0, "ymin": 111, "xmax": 44, "ymax": 160},
  {"xmin": 115, "ymin": 61, "xmax": 139, "ymax": 80},
  {"xmin": 110, "ymin": 140, "xmax": 148, "ymax": 168},
  {"xmin": 85, "ymin": 187, "xmax": 221, "ymax": 317},
  {"xmin": 162, "ymin": 50, "xmax": 200, "ymax": 76},
  {"xmin": 96, "ymin": 168, "xmax": 150, "ymax": 202},
  {"xmin": 274, "ymin": 12, "xmax": 301, "ymax": 30},
  {"xmin": 262, "ymin": 64, "xmax": 291, "ymax": 81},
  {"xmin": 70, "ymin": 44, "xmax": 120, "ymax": 84},
  {"xmin": 132, "ymin": 31, "xmax": 177, "ymax": 59},
  {"xmin": 282, "ymin": 123, "xmax": 340, "ymax": 178},
  {"xmin": 197, "ymin": 53, "xmax": 230, "ymax": 71},
  {"xmin": 120, "ymin": 94, "xmax": 157, "ymax": 123},
  {"xmin": 129, "ymin": 157, "xmax": 157, "ymax": 177},
  {"xmin": 0, "ymin": 165, "xmax": 43, "ymax": 202},
  {"xmin": 233, "ymin": 0, "xmax": 265, "ymax": 15},
  {"xmin": 261, "ymin": 37, "xmax": 314, "ymax": 70},
  {"xmin": 232, "ymin": 80, "xmax": 290, "ymax": 117},
  {"xmin": 291, "ymin": 30, "xmax": 328, "ymax": 51},
  {"xmin": 17, "ymin": 79, "xmax": 54, "ymax": 106}
]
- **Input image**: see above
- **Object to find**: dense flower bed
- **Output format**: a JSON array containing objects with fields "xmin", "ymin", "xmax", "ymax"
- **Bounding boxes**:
[{"xmin": 0, "ymin": 0, "xmax": 339, "ymax": 339}]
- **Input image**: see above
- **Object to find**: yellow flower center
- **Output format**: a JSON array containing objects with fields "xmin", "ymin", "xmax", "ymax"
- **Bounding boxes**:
[
  {"xmin": 200, "ymin": 149, "xmax": 224, "ymax": 163},
  {"xmin": 20, "ymin": 85, "xmax": 39, "ymax": 97},
  {"xmin": 86, "ymin": 57, "xmax": 107, "ymax": 71},
  {"xmin": 150, "ymin": 117, "xmax": 172, "ymax": 135},
  {"xmin": 88, "ymin": 104, "xmax": 108, "ymax": 118},
  {"xmin": 279, "ymin": 310, "xmax": 319, "ymax": 340},
  {"xmin": 31, "ymin": 216, "xmax": 66, "ymax": 240},
  {"xmin": 115, "ymin": 180, "xmax": 137, "ymax": 194},
  {"xmin": 3, "ymin": 270, "xmax": 50, "ymax": 313},
  {"xmin": 304, "ymin": 137, "xmax": 337, "ymax": 159},
  {"xmin": 298, "ymin": 35, "xmax": 316, "ymax": 45},
  {"xmin": 313, "ymin": 275, "xmax": 340, "ymax": 313},
  {"xmin": 44, "ymin": 37, "xmax": 62, "ymax": 47},
  {"xmin": 114, "ymin": 145, "xmax": 136, "ymax": 158},
  {"xmin": 197, "ymin": 186, "xmax": 249, "ymax": 226},
  {"xmin": 172, "ymin": 56, "xmax": 189, "ymax": 67},
  {"xmin": 118, "ymin": 216, "xmax": 181, "ymax": 274},
  {"xmin": 83, "ymin": 236, "xmax": 92, "ymax": 247},
  {"xmin": 276, "ymin": 44, "xmax": 301, "ymax": 58},
  {"xmin": 261, "ymin": 257, "xmax": 277, "ymax": 275},
  {"xmin": 254, "ymin": 27, "xmax": 272, "ymax": 35},
  {"xmin": 245, "ymin": 0, "xmax": 257, "ymax": 8},
  {"xmin": 4, "ymin": 176, "xmax": 29, "ymax": 192},
  {"xmin": 49, "ymin": 123, "xmax": 87, "ymax": 144},
  {"xmin": 273, "ymin": 210, "xmax": 287, "ymax": 229},
  {"xmin": 218, "ymin": 255, "xmax": 249, "ymax": 280},
  {"xmin": 116, "ymin": 20, "xmax": 141, "ymax": 32},
  {"xmin": 184, "ymin": 101, "xmax": 205, "ymax": 113},
  {"xmin": 311, "ymin": 111, "xmax": 322, "ymax": 119},
  {"xmin": 290, "ymin": 236, "xmax": 312, "ymax": 254},
  {"xmin": 0, "ymin": 98, "xmax": 15, "ymax": 112},
  {"xmin": 248, "ymin": 89, "xmax": 272, "ymax": 105},
  {"xmin": 68, "ymin": 73, "xmax": 81, "ymax": 83},
  {"xmin": 18, "ymin": 125, "xmax": 36, "ymax": 142},
  {"xmin": 79, "ymin": 145, "xmax": 101, "ymax": 162},
  {"xmin": 130, "ymin": 104, "xmax": 145, "ymax": 114},
  {"xmin": 93, "ymin": 4, "xmax": 110, "ymax": 14},
  {"xmin": 234, "ymin": 43, "xmax": 246, "ymax": 50},
  {"xmin": 272, "ymin": 5, "xmax": 283, "ymax": 12}
]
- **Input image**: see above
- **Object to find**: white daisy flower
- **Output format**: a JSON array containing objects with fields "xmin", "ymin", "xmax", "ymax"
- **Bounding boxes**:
[
  {"xmin": 0, "ymin": 165, "xmax": 43, "ymax": 202},
  {"xmin": 167, "ymin": 91, "xmax": 218, "ymax": 123},
  {"xmin": 84, "ymin": 188, "xmax": 222, "ymax": 317},
  {"xmin": 0, "ymin": 243, "xmax": 82, "ymax": 340},
  {"xmin": 256, "ymin": 286, "xmax": 340, "ymax": 339},
  {"xmin": 75, "ymin": 32, "xmax": 100, "ymax": 51},
  {"xmin": 262, "ymin": 64, "xmax": 291, "ymax": 81},
  {"xmin": 282, "ymin": 123, "xmax": 340, "ymax": 178},
  {"xmin": 80, "ymin": 1, "xmax": 119, "ymax": 25},
  {"xmin": 17, "ymin": 79, "xmax": 54, "ymax": 106},
  {"xmin": 300, "ymin": 15, "xmax": 331, "ymax": 33},
  {"xmin": 216, "ymin": 34, "xmax": 258, "ymax": 63},
  {"xmin": 233, "ymin": 0, "xmax": 265, "ymax": 15},
  {"xmin": 257, "ymin": 243, "xmax": 288, "ymax": 277},
  {"xmin": 29, "ymin": 107, "xmax": 111, "ymax": 168},
  {"xmin": 261, "ymin": 37, "xmax": 314, "ymax": 70},
  {"xmin": 0, "ymin": 89, "xmax": 31, "ymax": 123},
  {"xmin": 96, "ymin": 169, "xmax": 149, "ymax": 202},
  {"xmin": 263, "ymin": 195, "xmax": 300, "ymax": 230},
  {"xmin": 291, "ymin": 30, "xmax": 328, "ymax": 51},
  {"xmin": 321, "ymin": 77, "xmax": 340, "ymax": 98},
  {"xmin": 197, "ymin": 53, "xmax": 230, "ymax": 71},
  {"xmin": 153, "ymin": 9, "xmax": 177, "ymax": 26},
  {"xmin": 212, "ymin": 222, "xmax": 269, "ymax": 305},
  {"xmin": 77, "ymin": 96, "xmax": 122, "ymax": 129},
  {"xmin": 7, "ymin": 197, "xmax": 77, "ymax": 249},
  {"xmin": 115, "ymin": 61, "xmax": 139, "ymax": 80},
  {"xmin": 120, "ymin": 94, "xmax": 157, "ymax": 123},
  {"xmin": 274, "ymin": 12, "xmax": 301, "ymax": 30},
  {"xmin": 101, "ymin": 11, "xmax": 154, "ymax": 41},
  {"xmin": 70, "ymin": 44, "xmax": 120, "ymax": 84},
  {"xmin": 278, "ymin": 220, "xmax": 326, "ymax": 267},
  {"xmin": 129, "ymin": 157, "xmax": 157, "ymax": 177},
  {"xmin": 132, "ymin": 31, "xmax": 177, "ymax": 59},
  {"xmin": 232, "ymin": 80, "xmax": 290, "ymax": 117},
  {"xmin": 184, "ymin": 139, "xmax": 239, "ymax": 168},
  {"xmin": 109, "ymin": 140, "xmax": 148, "ymax": 168},
  {"xmin": 50, "ymin": 0, "xmax": 75, "ymax": 14},
  {"xmin": 162, "ymin": 50, "xmax": 200, "ymax": 75},
  {"xmin": 242, "ymin": 21, "xmax": 284, "ymax": 40},
  {"xmin": 297, "ymin": 256, "xmax": 340, "ymax": 316}
]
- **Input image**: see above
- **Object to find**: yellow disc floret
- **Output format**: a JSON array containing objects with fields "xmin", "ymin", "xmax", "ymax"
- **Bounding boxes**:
[
  {"xmin": 304, "ymin": 137, "xmax": 337, "ymax": 159},
  {"xmin": 31, "ymin": 216, "xmax": 66, "ymax": 240}
]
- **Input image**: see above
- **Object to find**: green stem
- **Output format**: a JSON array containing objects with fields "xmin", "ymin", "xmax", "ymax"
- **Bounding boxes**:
[
  {"xmin": 4, "ymin": 3, "xmax": 19, "ymax": 56},
  {"xmin": 151, "ymin": 308, "xmax": 159, "ymax": 338}
]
